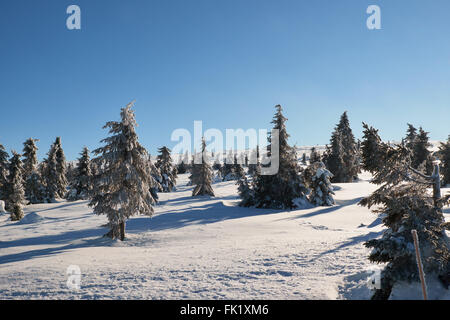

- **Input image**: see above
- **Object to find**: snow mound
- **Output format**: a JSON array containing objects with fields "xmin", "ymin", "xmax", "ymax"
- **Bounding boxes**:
[
  {"xmin": 390, "ymin": 278, "xmax": 450, "ymax": 300},
  {"xmin": 18, "ymin": 212, "xmax": 45, "ymax": 224}
]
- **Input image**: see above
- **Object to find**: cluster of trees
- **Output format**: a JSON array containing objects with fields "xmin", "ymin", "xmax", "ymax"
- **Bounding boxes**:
[
  {"xmin": 237, "ymin": 105, "xmax": 335, "ymax": 209},
  {"xmin": 2, "ymin": 101, "xmax": 449, "ymax": 288},
  {"xmin": 0, "ymin": 137, "xmax": 71, "ymax": 221},
  {"xmin": 359, "ymin": 122, "xmax": 450, "ymax": 299},
  {"xmin": 0, "ymin": 103, "xmax": 182, "ymax": 239}
]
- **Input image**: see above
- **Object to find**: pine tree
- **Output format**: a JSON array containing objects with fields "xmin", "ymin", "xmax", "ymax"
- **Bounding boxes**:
[
  {"xmin": 248, "ymin": 146, "xmax": 260, "ymax": 176},
  {"xmin": 307, "ymin": 162, "xmax": 335, "ymax": 206},
  {"xmin": 412, "ymin": 127, "xmax": 432, "ymax": 174},
  {"xmin": 7, "ymin": 151, "xmax": 26, "ymax": 221},
  {"xmin": 67, "ymin": 147, "xmax": 92, "ymax": 201},
  {"xmin": 237, "ymin": 175, "xmax": 254, "ymax": 207},
  {"xmin": 22, "ymin": 138, "xmax": 44, "ymax": 204},
  {"xmin": 439, "ymin": 136, "xmax": 450, "ymax": 186},
  {"xmin": 177, "ymin": 151, "xmax": 189, "ymax": 174},
  {"xmin": 405, "ymin": 123, "xmax": 417, "ymax": 150},
  {"xmin": 147, "ymin": 155, "xmax": 162, "ymax": 202},
  {"xmin": 155, "ymin": 146, "xmax": 177, "ymax": 192},
  {"xmin": 221, "ymin": 150, "xmax": 235, "ymax": 181},
  {"xmin": 0, "ymin": 143, "xmax": 9, "ymax": 201},
  {"xmin": 190, "ymin": 138, "xmax": 214, "ymax": 196},
  {"xmin": 42, "ymin": 144, "xmax": 58, "ymax": 202},
  {"xmin": 89, "ymin": 102, "xmax": 156, "ymax": 241},
  {"xmin": 309, "ymin": 147, "xmax": 320, "ymax": 164},
  {"xmin": 233, "ymin": 153, "xmax": 246, "ymax": 180},
  {"xmin": 54, "ymin": 137, "xmax": 68, "ymax": 198},
  {"xmin": 360, "ymin": 143, "xmax": 450, "ymax": 299},
  {"xmin": 361, "ymin": 123, "xmax": 387, "ymax": 174},
  {"xmin": 325, "ymin": 112, "xmax": 359, "ymax": 182},
  {"xmin": 250, "ymin": 105, "xmax": 307, "ymax": 209}
]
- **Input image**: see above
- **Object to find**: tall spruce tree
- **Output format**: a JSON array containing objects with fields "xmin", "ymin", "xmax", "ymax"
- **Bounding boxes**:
[
  {"xmin": 221, "ymin": 150, "xmax": 235, "ymax": 181},
  {"xmin": 412, "ymin": 127, "xmax": 433, "ymax": 174},
  {"xmin": 248, "ymin": 146, "xmax": 260, "ymax": 176},
  {"xmin": 177, "ymin": 151, "xmax": 190, "ymax": 174},
  {"xmin": 155, "ymin": 146, "xmax": 177, "ymax": 192},
  {"xmin": 7, "ymin": 151, "xmax": 26, "ymax": 221},
  {"xmin": 67, "ymin": 147, "xmax": 92, "ymax": 201},
  {"xmin": 54, "ymin": 137, "xmax": 68, "ymax": 197},
  {"xmin": 89, "ymin": 102, "xmax": 156, "ymax": 241},
  {"xmin": 439, "ymin": 136, "xmax": 450, "ymax": 186},
  {"xmin": 307, "ymin": 161, "xmax": 335, "ymax": 206},
  {"xmin": 233, "ymin": 153, "xmax": 246, "ymax": 180},
  {"xmin": 237, "ymin": 175, "xmax": 255, "ymax": 207},
  {"xmin": 0, "ymin": 143, "xmax": 9, "ymax": 201},
  {"xmin": 360, "ymin": 143, "xmax": 450, "ymax": 299},
  {"xmin": 250, "ymin": 105, "xmax": 306, "ymax": 209},
  {"xmin": 190, "ymin": 138, "xmax": 214, "ymax": 196},
  {"xmin": 325, "ymin": 112, "xmax": 359, "ymax": 182},
  {"xmin": 22, "ymin": 138, "xmax": 44, "ymax": 204},
  {"xmin": 361, "ymin": 123, "xmax": 387, "ymax": 174},
  {"xmin": 405, "ymin": 123, "xmax": 417, "ymax": 150},
  {"xmin": 42, "ymin": 144, "xmax": 58, "ymax": 202},
  {"xmin": 42, "ymin": 137, "xmax": 68, "ymax": 201}
]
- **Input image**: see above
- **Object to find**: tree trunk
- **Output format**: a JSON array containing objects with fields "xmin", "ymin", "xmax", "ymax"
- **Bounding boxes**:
[{"xmin": 119, "ymin": 221, "xmax": 125, "ymax": 241}]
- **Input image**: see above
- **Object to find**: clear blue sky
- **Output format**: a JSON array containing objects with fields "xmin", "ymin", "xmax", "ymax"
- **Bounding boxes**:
[{"xmin": 1, "ymin": 0, "xmax": 449, "ymax": 160}]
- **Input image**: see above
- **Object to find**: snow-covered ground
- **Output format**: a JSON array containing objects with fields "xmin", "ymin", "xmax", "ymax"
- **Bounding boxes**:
[{"xmin": 0, "ymin": 172, "xmax": 448, "ymax": 299}]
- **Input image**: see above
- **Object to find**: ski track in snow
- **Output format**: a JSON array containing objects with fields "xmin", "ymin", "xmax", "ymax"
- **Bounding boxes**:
[{"xmin": 0, "ymin": 172, "xmax": 448, "ymax": 300}]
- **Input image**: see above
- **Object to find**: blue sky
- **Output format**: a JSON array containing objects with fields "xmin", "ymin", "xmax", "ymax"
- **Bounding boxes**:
[{"xmin": 1, "ymin": 0, "xmax": 449, "ymax": 160}]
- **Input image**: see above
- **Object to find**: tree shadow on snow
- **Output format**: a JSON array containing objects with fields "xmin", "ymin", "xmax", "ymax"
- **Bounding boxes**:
[
  {"xmin": 0, "ymin": 227, "xmax": 109, "ymax": 265},
  {"xmin": 127, "ymin": 199, "xmax": 282, "ymax": 233},
  {"xmin": 0, "ymin": 198, "xmax": 280, "ymax": 265},
  {"xmin": 279, "ymin": 197, "xmax": 364, "ymax": 221},
  {"xmin": 312, "ymin": 231, "xmax": 383, "ymax": 260}
]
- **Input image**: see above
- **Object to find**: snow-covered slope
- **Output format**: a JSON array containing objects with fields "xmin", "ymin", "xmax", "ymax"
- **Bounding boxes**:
[{"xmin": 0, "ymin": 173, "xmax": 448, "ymax": 299}]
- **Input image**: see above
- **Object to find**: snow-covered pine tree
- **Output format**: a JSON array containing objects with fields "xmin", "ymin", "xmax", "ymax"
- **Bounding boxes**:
[
  {"xmin": 361, "ymin": 123, "xmax": 388, "ymax": 174},
  {"xmin": 147, "ymin": 154, "xmax": 162, "ymax": 202},
  {"xmin": 412, "ymin": 127, "xmax": 433, "ymax": 174},
  {"xmin": 155, "ymin": 146, "xmax": 177, "ymax": 192},
  {"xmin": 190, "ymin": 138, "xmax": 214, "ymax": 196},
  {"xmin": 439, "ymin": 136, "xmax": 450, "ymax": 186},
  {"xmin": 7, "ymin": 151, "xmax": 26, "ymax": 221},
  {"xmin": 22, "ymin": 138, "xmax": 39, "ymax": 179},
  {"xmin": 54, "ymin": 137, "xmax": 68, "ymax": 198},
  {"xmin": 250, "ymin": 105, "xmax": 307, "ymax": 209},
  {"xmin": 360, "ymin": 143, "xmax": 450, "ymax": 300},
  {"xmin": 247, "ymin": 146, "xmax": 259, "ymax": 176},
  {"xmin": 0, "ymin": 143, "xmax": 9, "ymax": 201},
  {"xmin": 177, "ymin": 151, "xmax": 189, "ymax": 174},
  {"xmin": 89, "ymin": 102, "xmax": 156, "ymax": 241},
  {"xmin": 42, "ymin": 137, "xmax": 68, "ymax": 201},
  {"xmin": 67, "ymin": 147, "xmax": 92, "ymax": 201},
  {"xmin": 42, "ymin": 144, "xmax": 58, "ymax": 202},
  {"xmin": 237, "ymin": 175, "xmax": 254, "ymax": 207},
  {"xmin": 307, "ymin": 162, "xmax": 335, "ymax": 206},
  {"xmin": 405, "ymin": 123, "xmax": 417, "ymax": 150},
  {"xmin": 22, "ymin": 138, "xmax": 44, "ymax": 204},
  {"xmin": 221, "ymin": 150, "xmax": 235, "ymax": 181},
  {"xmin": 309, "ymin": 147, "xmax": 320, "ymax": 164},
  {"xmin": 233, "ymin": 153, "xmax": 246, "ymax": 180},
  {"xmin": 325, "ymin": 112, "xmax": 359, "ymax": 183}
]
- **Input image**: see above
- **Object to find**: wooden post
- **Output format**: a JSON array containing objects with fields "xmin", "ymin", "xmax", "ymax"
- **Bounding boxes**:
[{"xmin": 411, "ymin": 230, "xmax": 428, "ymax": 300}]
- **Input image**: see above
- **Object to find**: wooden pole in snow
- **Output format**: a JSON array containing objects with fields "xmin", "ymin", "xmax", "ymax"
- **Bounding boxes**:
[{"xmin": 411, "ymin": 230, "xmax": 428, "ymax": 300}]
